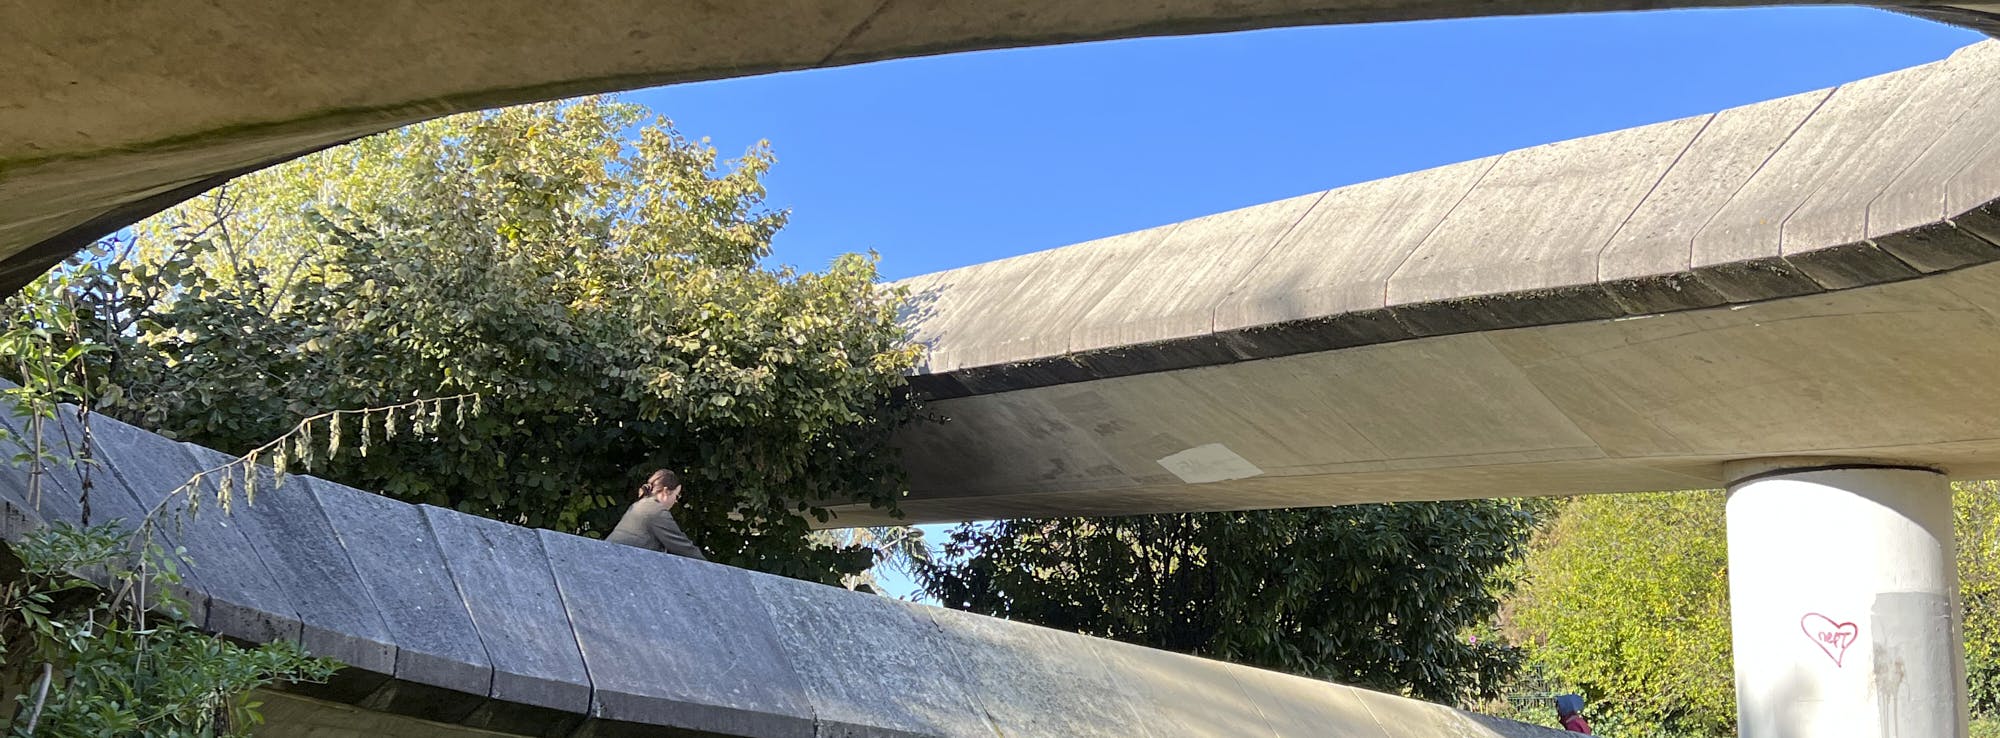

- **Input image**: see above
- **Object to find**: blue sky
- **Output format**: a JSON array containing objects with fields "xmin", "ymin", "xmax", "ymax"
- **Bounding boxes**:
[
  {"xmin": 627, "ymin": 6, "xmax": 1980, "ymax": 597},
  {"xmin": 630, "ymin": 6, "xmax": 1979, "ymax": 284}
]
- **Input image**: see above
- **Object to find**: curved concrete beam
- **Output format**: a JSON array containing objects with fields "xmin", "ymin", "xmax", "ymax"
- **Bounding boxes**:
[
  {"xmin": 866, "ymin": 41, "xmax": 2000, "ymax": 524},
  {"xmin": 2, "ymin": 3, "xmax": 1998, "ymax": 293},
  {"xmin": 0, "ymin": 403, "xmax": 1566, "ymax": 738}
]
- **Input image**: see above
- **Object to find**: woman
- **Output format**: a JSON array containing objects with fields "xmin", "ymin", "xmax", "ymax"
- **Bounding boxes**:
[{"xmin": 605, "ymin": 469, "xmax": 707, "ymax": 560}]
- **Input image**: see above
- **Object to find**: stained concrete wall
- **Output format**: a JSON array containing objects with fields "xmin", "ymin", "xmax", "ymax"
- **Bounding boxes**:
[
  {"xmin": 2, "ymin": 3, "xmax": 1999, "ymax": 295},
  {"xmin": 0, "ymin": 404, "xmax": 1567, "ymax": 738}
]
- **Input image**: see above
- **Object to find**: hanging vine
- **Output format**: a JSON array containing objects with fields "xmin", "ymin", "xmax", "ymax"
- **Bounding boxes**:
[{"xmin": 139, "ymin": 393, "xmax": 481, "ymax": 524}]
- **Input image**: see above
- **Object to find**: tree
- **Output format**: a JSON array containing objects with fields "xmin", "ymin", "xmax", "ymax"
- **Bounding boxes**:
[
  {"xmin": 1507, "ymin": 491, "xmax": 1735, "ymax": 737},
  {"xmin": 1508, "ymin": 484, "xmax": 2000, "ymax": 737},
  {"xmin": 915, "ymin": 502, "xmax": 1540, "ymax": 704},
  {"xmin": 54, "ymin": 98, "xmax": 921, "ymax": 585}
]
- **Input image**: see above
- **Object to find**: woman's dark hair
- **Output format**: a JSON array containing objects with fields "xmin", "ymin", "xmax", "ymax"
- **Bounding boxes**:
[{"xmin": 639, "ymin": 468, "xmax": 681, "ymax": 500}]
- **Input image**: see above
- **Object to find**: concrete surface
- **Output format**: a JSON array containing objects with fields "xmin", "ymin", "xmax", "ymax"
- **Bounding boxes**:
[
  {"xmin": 0, "ymin": 398, "xmax": 1570, "ymax": 737},
  {"xmin": 1725, "ymin": 462, "xmax": 1968, "ymax": 738},
  {"xmin": 3, "ymin": 2, "xmax": 2000, "ymax": 296},
  {"xmin": 421, "ymin": 505, "xmax": 593, "ymax": 732},
  {"xmin": 306, "ymin": 477, "xmax": 495, "ymax": 719},
  {"xmin": 853, "ymin": 40, "xmax": 2000, "ymax": 525}
]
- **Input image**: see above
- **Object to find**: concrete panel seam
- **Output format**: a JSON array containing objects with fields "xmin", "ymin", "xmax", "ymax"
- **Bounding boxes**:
[
  {"xmin": 1352, "ymin": 686, "xmax": 1398, "ymax": 738},
  {"xmin": 1466, "ymin": 332, "xmax": 1603, "ymax": 451},
  {"xmin": 1214, "ymin": 663, "xmax": 1285, "ymax": 738},
  {"xmin": 169, "ymin": 445, "xmax": 297, "ymax": 620},
  {"xmin": 820, "ymin": 0, "xmax": 898, "ymax": 65},
  {"xmin": 293, "ymin": 473, "xmax": 413, "ymax": 679},
  {"xmin": 1773, "ymin": 77, "xmax": 1919, "ymax": 257},
  {"xmin": 909, "ymin": 606, "xmax": 1014, "ymax": 738},
  {"xmin": 1380, "ymin": 155, "xmax": 1500, "ymax": 306},
  {"xmin": 1057, "ymin": 220, "xmax": 1190, "ymax": 357},
  {"xmin": 739, "ymin": 587, "xmax": 824, "ymax": 735},
  {"xmin": 98, "ymin": 442, "xmax": 302, "ymax": 627},
  {"xmin": 1940, "ymin": 123, "xmax": 2000, "ymax": 217},
  {"xmin": 1205, "ymin": 189, "xmax": 1332, "ymax": 335},
  {"xmin": 415, "ymin": 508, "xmax": 500, "ymax": 701},
  {"xmin": 1081, "ymin": 635, "xmax": 1165, "ymax": 738},
  {"xmin": 536, "ymin": 534, "xmax": 600, "ymax": 725},
  {"xmin": 1593, "ymin": 113, "xmax": 1716, "ymax": 284},
  {"xmin": 1687, "ymin": 88, "xmax": 1836, "ymax": 264},
  {"xmin": 1861, "ymin": 64, "xmax": 1998, "ymax": 238}
]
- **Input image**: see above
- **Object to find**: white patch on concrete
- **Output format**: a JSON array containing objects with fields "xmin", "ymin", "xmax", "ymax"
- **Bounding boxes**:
[{"xmin": 1156, "ymin": 444, "xmax": 1263, "ymax": 484}]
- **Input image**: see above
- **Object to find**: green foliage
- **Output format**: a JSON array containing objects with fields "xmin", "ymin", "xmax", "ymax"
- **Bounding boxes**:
[
  {"xmin": 1963, "ymin": 481, "xmax": 2000, "ymax": 718},
  {"xmin": 915, "ymin": 502, "xmax": 1540, "ymax": 704},
  {"xmin": 1509, "ymin": 484, "xmax": 2000, "ymax": 736},
  {"xmin": 0, "ymin": 264, "xmax": 111, "ymax": 517},
  {"xmin": 49, "ymin": 97, "xmax": 921, "ymax": 585},
  {"xmin": 1, "ymin": 524, "xmax": 337, "ymax": 736},
  {"xmin": 1508, "ymin": 491, "xmax": 1735, "ymax": 737},
  {"xmin": 1974, "ymin": 713, "xmax": 2000, "ymax": 738}
]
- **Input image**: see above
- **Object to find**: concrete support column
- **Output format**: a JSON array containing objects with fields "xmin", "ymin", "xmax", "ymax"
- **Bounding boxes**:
[{"xmin": 1725, "ymin": 459, "xmax": 1967, "ymax": 738}]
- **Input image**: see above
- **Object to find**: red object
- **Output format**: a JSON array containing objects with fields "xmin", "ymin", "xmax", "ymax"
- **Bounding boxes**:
[{"xmin": 1561, "ymin": 714, "xmax": 1593, "ymax": 734}]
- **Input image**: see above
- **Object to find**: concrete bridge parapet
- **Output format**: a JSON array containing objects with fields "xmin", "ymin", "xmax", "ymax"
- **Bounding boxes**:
[{"xmin": 0, "ymin": 402, "xmax": 1569, "ymax": 738}]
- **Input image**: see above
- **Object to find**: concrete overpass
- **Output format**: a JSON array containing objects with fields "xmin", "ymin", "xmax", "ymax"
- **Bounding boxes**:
[
  {"xmin": 10, "ymin": 4, "xmax": 2000, "ymax": 737},
  {"xmin": 0, "ymin": 405, "xmax": 1566, "ymax": 738},
  {"xmin": 830, "ymin": 39, "xmax": 2000, "ymax": 737},
  {"xmin": 865, "ymin": 38, "xmax": 2000, "ymax": 524},
  {"xmin": 2, "ymin": 2, "xmax": 2000, "ymax": 295}
]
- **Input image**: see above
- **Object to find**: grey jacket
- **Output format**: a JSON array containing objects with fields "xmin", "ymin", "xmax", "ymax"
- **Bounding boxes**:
[{"xmin": 605, "ymin": 497, "xmax": 706, "ymax": 560}]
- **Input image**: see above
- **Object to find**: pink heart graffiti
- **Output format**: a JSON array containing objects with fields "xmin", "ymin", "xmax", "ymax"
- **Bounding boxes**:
[{"xmin": 1800, "ymin": 613, "xmax": 1859, "ymax": 667}]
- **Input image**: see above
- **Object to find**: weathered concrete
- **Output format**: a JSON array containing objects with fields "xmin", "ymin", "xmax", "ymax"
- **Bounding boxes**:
[
  {"xmin": 2, "ymin": 2, "xmax": 1999, "ymax": 296},
  {"xmin": 854, "ymin": 40, "xmax": 2000, "ymax": 525},
  {"xmin": 921, "ymin": 605, "xmax": 1149, "ymax": 737},
  {"xmin": 0, "ymin": 377, "xmax": 1571, "ymax": 738},
  {"xmin": 1691, "ymin": 57, "xmax": 1929, "ymax": 296},
  {"xmin": 1388, "ymin": 114, "xmax": 1707, "ymax": 334},
  {"xmin": 749, "ymin": 572, "xmax": 990, "ymax": 738},
  {"xmin": 1597, "ymin": 87, "xmax": 1827, "ymax": 313},
  {"xmin": 177, "ymin": 443, "xmax": 399, "ymax": 702},
  {"xmin": 1866, "ymin": 47, "xmax": 2000, "ymax": 271},
  {"xmin": 1783, "ymin": 41, "xmax": 2000, "ymax": 281},
  {"xmin": 86, "ymin": 415, "xmax": 307, "ymax": 647},
  {"xmin": 1211, "ymin": 156, "xmax": 1493, "ymax": 356},
  {"xmin": 539, "ymin": 529, "xmax": 818, "ymax": 737},
  {"xmin": 422, "ymin": 505, "xmax": 592, "ymax": 732},
  {"xmin": 305, "ymin": 478, "xmax": 494, "ymax": 721},
  {"xmin": 1067, "ymin": 194, "xmax": 1322, "ymax": 361}
]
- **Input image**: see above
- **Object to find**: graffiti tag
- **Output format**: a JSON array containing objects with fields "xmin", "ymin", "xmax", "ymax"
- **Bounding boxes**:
[{"xmin": 1800, "ymin": 613, "xmax": 1859, "ymax": 667}]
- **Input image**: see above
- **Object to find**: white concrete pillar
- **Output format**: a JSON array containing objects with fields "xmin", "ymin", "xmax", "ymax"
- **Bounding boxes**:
[{"xmin": 1725, "ymin": 459, "xmax": 1967, "ymax": 738}]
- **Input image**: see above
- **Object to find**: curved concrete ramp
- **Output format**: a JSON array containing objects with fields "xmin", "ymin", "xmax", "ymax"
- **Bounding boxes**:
[
  {"xmin": 0, "ymin": 407, "xmax": 1563, "ymax": 738},
  {"xmin": 869, "ymin": 40, "xmax": 2000, "ymax": 524},
  {"xmin": 2, "ymin": 3, "xmax": 1999, "ymax": 294}
]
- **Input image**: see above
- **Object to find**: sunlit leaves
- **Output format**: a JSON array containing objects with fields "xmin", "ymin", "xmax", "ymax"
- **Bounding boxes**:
[
  {"xmin": 1960, "ymin": 481, "xmax": 2000, "ymax": 718},
  {"xmin": 54, "ymin": 96, "xmax": 919, "ymax": 586}
]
